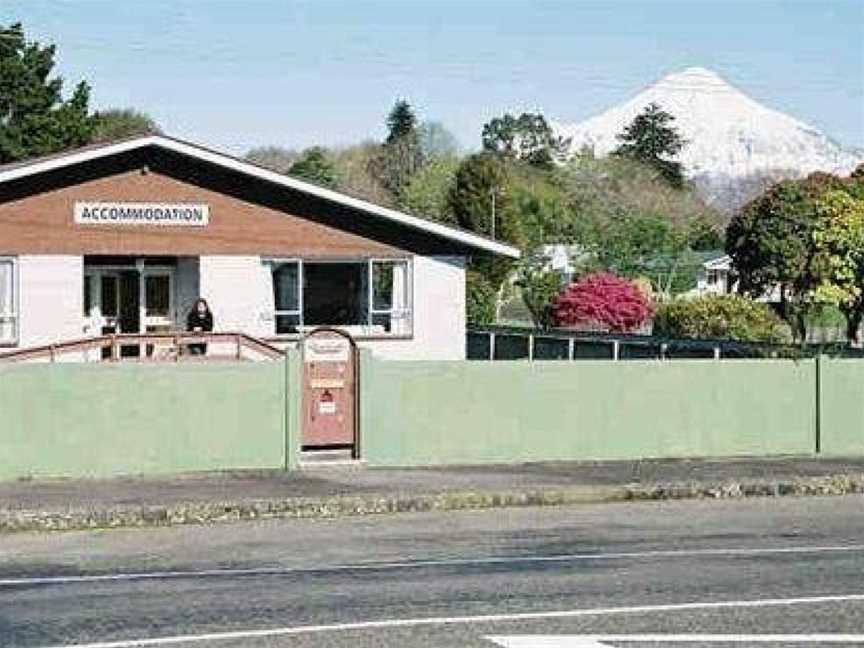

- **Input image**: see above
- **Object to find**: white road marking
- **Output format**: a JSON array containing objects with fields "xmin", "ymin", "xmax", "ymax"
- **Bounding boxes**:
[
  {"xmin": 32, "ymin": 593, "xmax": 864, "ymax": 648},
  {"xmin": 2, "ymin": 543, "xmax": 863, "ymax": 587},
  {"xmin": 488, "ymin": 635, "xmax": 864, "ymax": 647}
]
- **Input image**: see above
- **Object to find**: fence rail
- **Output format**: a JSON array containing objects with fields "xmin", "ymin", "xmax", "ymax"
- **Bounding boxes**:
[
  {"xmin": 0, "ymin": 332, "xmax": 286, "ymax": 364},
  {"xmin": 467, "ymin": 325, "xmax": 864, "ymax": 361}
]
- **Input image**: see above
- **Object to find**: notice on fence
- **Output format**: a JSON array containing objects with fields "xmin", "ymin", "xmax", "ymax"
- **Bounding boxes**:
[{"xmin": 74, "ymin": 202, "xmax": 210, "ymax": 227}]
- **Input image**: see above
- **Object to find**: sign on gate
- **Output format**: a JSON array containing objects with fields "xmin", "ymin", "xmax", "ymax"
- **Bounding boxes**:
[{"xmin": 301, "ymin": 328, "xmax": 357, "ymax": 452}]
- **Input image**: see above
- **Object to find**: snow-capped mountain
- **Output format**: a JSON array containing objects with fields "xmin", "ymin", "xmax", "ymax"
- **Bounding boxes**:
[{"xmin": 555, "ymin": 67, "xmax": 861, "ymax": 211}]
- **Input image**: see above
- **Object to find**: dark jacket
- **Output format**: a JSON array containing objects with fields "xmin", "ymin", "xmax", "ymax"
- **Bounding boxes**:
[{"xmin": 186, "ymin": 310, "xmax": 214, "ymax": 333}]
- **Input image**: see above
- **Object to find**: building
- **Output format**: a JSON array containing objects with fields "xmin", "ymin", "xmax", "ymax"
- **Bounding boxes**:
[{"xmin": 0, "ymin": 135, "xmax": 519, "ymax": 360}]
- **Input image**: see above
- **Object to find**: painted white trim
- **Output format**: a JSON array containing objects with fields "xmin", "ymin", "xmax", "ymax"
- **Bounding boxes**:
[
  {"xmin": 0, "ymin": 255, "xmax": 19, "ymax": 345},
  {"xmin": 0, "ymin": 135, "xmax": 520, "ymax": 258},
  {"xmin": 28, "ymin": 594, "xmax": 864, "ymax": 648},
  {"xmin": 3, "ymin": 543, "xmax": 861, "ymax": 587},
  {"xmin": 489, "ymin": 635, "xmax": 864, "ymax": 647}
]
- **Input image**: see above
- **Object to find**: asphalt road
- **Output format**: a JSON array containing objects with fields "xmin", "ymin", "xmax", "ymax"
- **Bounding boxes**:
[{"xmin": 2, "ymin": 496, "xmax": 864, "ymax": 647}]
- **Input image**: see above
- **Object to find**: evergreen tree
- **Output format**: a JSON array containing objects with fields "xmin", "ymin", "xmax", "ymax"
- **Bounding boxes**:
[
  {"xmin": 369, "ymin": 99, "xmax": 424, "ymax": 195},
  {"xmin": 613, "ymin": 103, "xmax": 686, "ymax": 189},
  {"xmin": 0, "ymin": 23, "xmax": 94, "ymax": 163},
  {"xmin": 385, "ymin": 99, "xmax": 418, "ymax": 144},
  {"xmin": 288, "ymin": 146, "xmax": 337, "ymax": 188}
]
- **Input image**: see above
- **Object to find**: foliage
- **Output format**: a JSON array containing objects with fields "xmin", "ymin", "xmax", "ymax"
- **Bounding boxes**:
[
  {"xmin": 90, "ymin": 108, "xmax": 160, "ymax": 143},
  {"xmin": 331, "ymin": 142, "xmax": 395, "ymax": 206},
  {"xmin": 481, "ymin": 112, "xmax": 570, "ymax": 169},
  {"xmin": 613, "ymin": 103, "xmax": 686, "ymax": 189},
  {"xmin": 653, "ymin": 294, "xmax": 786, "ymax": 343},
  {"xmin": 0, "ymin": 22, "xmax": 94, "ymax": 163},
  {"xmin": 385, "ymin": 99, "xmax": 418, "ymax": 144},
  {"xmin": 466, "ymin": 270, "xmax": 497, "ymax": 325},
  {"xmin": 245, "ymin": 146, "xmax": 298, "ymax": 174},
  {"xmin": 369, "ymin": 99, "xmax": 424, "ymax": 195},
  {"xmin": 725, "ymin": 172, "xmax": 845, "ymax": 340},
  {"xmin": 811, "ymin": 190, "xmax": 864, "ymax": 342},
  {"xmin": 418, "ymin": 121, "xmax": 460, "ymax": 158},
  {"xmin": 551, "ymin": 272, "xmax": 654, "ymax": 333},
  {"xmin": 287, "ymin": 146, "xmax": 337, "ymax": 188},
  {"xmin": 515, "ymin": 253, "xmax": 564, "ymax": 328},
  {"xmin": 448, "ymin": 153, "xmax": 514, "ymax": 240},
  {"xmin": 398, "ymin": 155, "xmax": 460, "ymax": 224}
]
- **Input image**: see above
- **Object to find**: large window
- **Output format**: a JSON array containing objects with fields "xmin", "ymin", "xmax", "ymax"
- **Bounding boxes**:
[
  {"xmin": 0, "ymin": 257, "xmax": 18, "ymax": 345},
  {"xmin": 271, "ymin": 259, "xmax": 411, "ymax": 336}
]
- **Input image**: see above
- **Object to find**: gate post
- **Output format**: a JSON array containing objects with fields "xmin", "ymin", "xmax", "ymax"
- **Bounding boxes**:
[{"xmin": 284, "ymin": 348, "xmax": 302, "ymax": 470}]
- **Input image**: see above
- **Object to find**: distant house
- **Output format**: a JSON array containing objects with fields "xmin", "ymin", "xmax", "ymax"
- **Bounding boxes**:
[{"xmin": 691, "ymin": 252, "xmax": 781, "ymax": 303}]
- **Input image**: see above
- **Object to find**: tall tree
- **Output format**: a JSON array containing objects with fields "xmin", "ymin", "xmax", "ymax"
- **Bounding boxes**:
[
  {"xmin": 398, "ymin": 154, "xmax": 460, "ymax": 224},
  {"xmin": 385, "ymin": 99, "xmax": 418, "ymax": 144},
  {"xmin": 288, "ymin": 146, "xmax": 337, "ymax": 188},
  {"xmin": 369, "ymin": 99, "xmax": 424, "ymax": 194},
  {"xmin": 811, "ymin": 190, "xmax": 864, "ymax": 343},
  {"xmin": 613, "ymin": 103, "xmax": 686, "ymax": 189},
  {"xmin": 0, "ymin": 22, "xmax": 94, "ymax": 163},
  {"xmin": 91, "ymin": 108, "xmax": 160, "ymax": 143},
  {"xmin": 725, "ymin": 173, "xmax": 844, "ymax": 340},
  {"xmin": 482, "ymin": 112, "xmax": 569, "ymax": 169}
]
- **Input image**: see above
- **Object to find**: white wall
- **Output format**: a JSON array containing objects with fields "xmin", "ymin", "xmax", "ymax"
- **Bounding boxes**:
[
  {"xmin": 18, "ymin": 255, "xmax": 83, "ymax": 348},
  {"xmin": 199, "ymin": 255, "xmax": 273, "ymax": 337},
  {"xmin": 361, "ymin": 255, "xmax": 466, "ymax": 360}
]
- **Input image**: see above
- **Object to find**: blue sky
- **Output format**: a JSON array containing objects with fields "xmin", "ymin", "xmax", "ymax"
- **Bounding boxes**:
[{"xmin": 2, "ymin": 1, "xmax": 862, "ymax": 154}]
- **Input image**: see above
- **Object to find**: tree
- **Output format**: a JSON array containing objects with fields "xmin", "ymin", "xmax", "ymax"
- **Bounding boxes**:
[
  {"xmin": 613, "ymin": 103, "xmax": 686, "ymax": 189},
  {"xmin": 90, "ymin": 108, "xmax": 159, "ymax": 143},
  {"xmin": 811, "ymin": 190, "xmax": 864, "ymax": 343},
  {"xmin": 515, "ymin": 253, "xmax": 564, "ymax": 328},
  {"xmin": 653, "ymin": 294, "xmax": 786, "ymax": 343},
  {"xmin": 331, "ymin": 141, "xmax": 395, "ymax": 206},
  {"xmin": 551, "ymin": 272, "xmax": 654, "ymax": 333},
  {"xmin": 418, "ymin": 121, "xmax": 460, "ymax": 158},
  {"xmin": 0, "ymin": 22, "xmax": 94, "ymax": 163},
  {"xmin": 369, "ymin": 99, "xmax": 424, "ymax": 194},
  {"xmin": 448, "ymin": 153, "xmax": 513, "ymax": 240},
  {"xmin": 482, "ymin": 112, "xmax": 570, "ymax": 169},
  {"xmin": 385, "ymin": 99, "xmax": 418, "ymax": 144},
  {"xmin": 725, "ymin": 173, "xmax": 844, "ymax": 340},
  {"xmin": 466, "ymin": 270, "xmax": 497, "ymax": 325},
  {"xmin": 245, "ymin": 146, "xmax": 298, "ymax": 174},
  {"xmin": 287, "ymin": 146, "xmax": 337, "ymax": 188},
  {"xmin": 398, "ymin": 154, "xmax": 460, "ymax": 224}
]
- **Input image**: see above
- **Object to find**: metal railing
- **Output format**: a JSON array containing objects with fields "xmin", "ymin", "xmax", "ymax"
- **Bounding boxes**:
[
  {"xmin": 467, "ymin": 325, "xmax": 864, "ymax": 361},
  {"xmin": 0, "ymin": 332, "xmax": 286, "ymax": 364}
]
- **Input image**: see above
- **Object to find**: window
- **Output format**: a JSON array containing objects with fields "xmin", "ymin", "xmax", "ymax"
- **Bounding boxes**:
[
  {"xmin": 0, "ymin": 257, "xmax": 18, "ymax": 345},
  {"xmin": 269, "ymin": 258, "xmax": 411, "ymax": 337}
]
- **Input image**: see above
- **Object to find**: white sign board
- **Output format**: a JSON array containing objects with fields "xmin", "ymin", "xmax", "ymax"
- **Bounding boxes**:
[
  {"xmin": 303, "ymin": 335, "xmax": 351, "ymax": 363},
  {"xmin": 74, "ymin": 202, "xmax": 209, "ymax": 227}
]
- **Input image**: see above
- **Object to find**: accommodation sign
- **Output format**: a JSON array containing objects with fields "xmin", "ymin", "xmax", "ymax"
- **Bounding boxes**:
[{"xmin": 74, "ymin": 202, "xmax": 210, "ymax": 227}]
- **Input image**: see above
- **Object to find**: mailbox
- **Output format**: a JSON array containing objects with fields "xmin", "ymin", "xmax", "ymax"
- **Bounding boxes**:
[{"xmin": 301, "ymin": 329, "xmax": 357, "ymax": 451}]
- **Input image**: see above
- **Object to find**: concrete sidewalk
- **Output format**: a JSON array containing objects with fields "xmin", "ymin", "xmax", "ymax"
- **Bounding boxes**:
[{"xmin": 1, "ymin": 456, "xmax": 863, "ymax": 533}]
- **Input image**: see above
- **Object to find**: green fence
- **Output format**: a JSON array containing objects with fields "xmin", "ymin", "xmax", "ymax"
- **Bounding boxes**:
[
  {"xmin": 360, "ymin": 357, "xmax": 821, "ymax": 466},
  {"xmin": 819, "ymin": 358, "xmax": 864, "ymax": 456},
  {"xmin": 0, "ymin": 358, "xmax": 298, "ymax": 480},
  {"xmin": 1, "ymin": 353, "xmax": 862, "ymax": 480}
]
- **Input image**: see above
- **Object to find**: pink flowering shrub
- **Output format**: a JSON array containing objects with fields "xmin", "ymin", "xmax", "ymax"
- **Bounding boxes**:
[{"xmin": 551, "ymin": 272, "xmax": 654, "ymax": 333}]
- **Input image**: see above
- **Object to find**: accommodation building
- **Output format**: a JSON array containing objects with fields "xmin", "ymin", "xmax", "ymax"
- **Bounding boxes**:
[{"xmin": 0, "ymin": 135, "xmax": 518, "ymax": 360}]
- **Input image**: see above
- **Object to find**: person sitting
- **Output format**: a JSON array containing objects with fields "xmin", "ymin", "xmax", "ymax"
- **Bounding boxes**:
[{"xmin": 186, "ymin": 298, "xmax": 214, "ymax": 355}]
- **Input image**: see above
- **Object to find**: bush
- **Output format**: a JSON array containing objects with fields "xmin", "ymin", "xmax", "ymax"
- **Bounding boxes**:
[
  {"xmin": 653, "ymin": 294, "xmax": 786, "ymax": 343},
  {"xmin": 551, "ymin": 272, "xmax": 654, "ymax": 333},
  {"xmin": 466, "ymin": 271, "xmax": 497, "ymax": 325}
]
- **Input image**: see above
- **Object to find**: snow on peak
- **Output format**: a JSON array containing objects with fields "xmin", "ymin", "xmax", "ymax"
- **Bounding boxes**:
[{"xmin": 555, "ymin": 67, "xmax": 861, "ymax": 209}]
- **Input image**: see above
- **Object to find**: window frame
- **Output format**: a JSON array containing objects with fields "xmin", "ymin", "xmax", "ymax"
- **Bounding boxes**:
[
  {"xmin": 0, "ymin": 255, "xmax": 19, "ymax": 347},
  {"xmin": 266, "ymin": 256, "xmax": 413, "ymax": 339}
]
